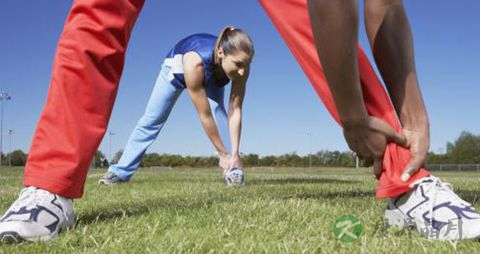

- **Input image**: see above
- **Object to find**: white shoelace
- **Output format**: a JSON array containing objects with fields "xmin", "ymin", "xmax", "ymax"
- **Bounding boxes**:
[
  {"xmin": 9, "ymin": 187, "xmax": 51, "ymax": 212},
  {"xmin": 3, "ymin": 187, "xmax": 72, "ymax": 224},
  {"xmin": 410, "ymin": 176, "xmax": 473, "ymax": 231}
]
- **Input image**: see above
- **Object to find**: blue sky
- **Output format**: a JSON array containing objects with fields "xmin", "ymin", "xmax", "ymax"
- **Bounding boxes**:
[{"xmin": 0, "ymin": 1, "xmax": 479, "ymax": 159}]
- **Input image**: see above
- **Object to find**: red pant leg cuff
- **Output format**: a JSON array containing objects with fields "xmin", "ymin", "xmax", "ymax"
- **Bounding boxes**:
[{"xmin": 23, "ymin": 173, "xmax": 83, "ymax": 199}]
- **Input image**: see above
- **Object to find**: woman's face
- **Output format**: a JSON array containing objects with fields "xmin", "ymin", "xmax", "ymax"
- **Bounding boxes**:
[{"xmin": 218, "ymin": 49, "xmax": 252, "ymax": 81}]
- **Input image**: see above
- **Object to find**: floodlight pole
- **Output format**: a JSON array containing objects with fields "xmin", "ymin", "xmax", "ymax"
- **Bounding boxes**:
[
  {"xmin": 8, "ymin": 129, "xmax": 13, "ymax": 167},
  {"xmin": 0, "ymin": 91, "xmax": 11, "ymax": 169}
]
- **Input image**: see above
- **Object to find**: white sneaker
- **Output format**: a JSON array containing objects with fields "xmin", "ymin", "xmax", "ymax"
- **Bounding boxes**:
[
  {"xmin": 0, "ymin": 187, "xmax": 75, "ymax": 243},
  {"xmin": 224, "ymin": 168, "xmax": 245, "ymax": 187},
  {"xmin": 385, "ymin": 176, "xmax": 480, "ymax": 240},
  {"xmin": 98, "ymin": 171, "xmax": 126, "ymax": 185}
]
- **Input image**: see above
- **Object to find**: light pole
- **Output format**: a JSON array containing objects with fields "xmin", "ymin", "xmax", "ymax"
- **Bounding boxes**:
[
  {"xmin": 108, "ymin": 131, "xmax": 115, "ymax": 163},
  {"xmin": 0, "ymin": 91, "xmax": 11, "ymax": 168},
  {"xmin": 8, "ymin": 130, "xmax": 13, "ymax": 167}
]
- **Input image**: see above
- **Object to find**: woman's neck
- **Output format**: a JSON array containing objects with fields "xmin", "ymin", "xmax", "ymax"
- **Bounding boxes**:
[
  {"xmin": 212, "ymin": 63, "xmax": 227, "ymax": 81},
  {"xmin": 212, "ymin": 51, "xmax": 227, "ymax": 80}
]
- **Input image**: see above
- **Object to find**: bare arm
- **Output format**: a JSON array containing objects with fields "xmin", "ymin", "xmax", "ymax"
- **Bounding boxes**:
[
  {"xmin": 229, "ymin": 69, "xmax": 247, "ymax": 156},
  {"xmin": 183, "ymin": 52, "xmax": 229, "ymax": 164},
  {"xmin": 227, "ymin": 68, "xmax": 248, "ymax": 169},
  {"xmin": 308, "ymin": 0, "xmax": 367, "ymax": 125},
  {"xmin": 308, "ymin": 0, "xmax": 407, "ymax": 176},
  {"xmin": 364, "ymin": 0, "xmax": 429, "ymax": 181}
]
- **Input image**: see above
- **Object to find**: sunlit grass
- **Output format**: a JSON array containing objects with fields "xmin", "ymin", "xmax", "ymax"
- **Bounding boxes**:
[{"xmin": 1, "ymin": 167, "xmax": 479, "ymax": 253}]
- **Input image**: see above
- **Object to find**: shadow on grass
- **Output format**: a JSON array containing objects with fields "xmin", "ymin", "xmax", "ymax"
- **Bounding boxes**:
[
  {"xmin": 75, "ymin": 189, "xmax": 373, "ymax": 226},
  {"xmin": 128, "ymin": 177, "xmax": 359, "ymax": 186},
  {"xmin": 90, "ymin": 177, "xmax": 221, "ymax": 185},
  {"xmin": 281, "ymin": 190, "xmax": 375, "ymax": 200},
  {"xmin": 285, "ymin": 189, "xmax": 480, "ymax": 202},
  {"xmin": 75, "ymin": 195, "xmax": 229, "ymax": 226},
  {"xmin": 287, "ymin": 188, "xmax": 480, "ymax": 202},
  {"xmin": 248, "ymin": 177, "xmax": 359, "ymax": 185},
  {"xmin": 75, "ymin": 185, "xmax": 480, "ymax": 227}
]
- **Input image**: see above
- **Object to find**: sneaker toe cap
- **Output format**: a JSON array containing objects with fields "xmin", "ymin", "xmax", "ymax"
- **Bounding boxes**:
[{"xmin": 0, "ymin": 221, "xmax": 52, "ymax": 242}]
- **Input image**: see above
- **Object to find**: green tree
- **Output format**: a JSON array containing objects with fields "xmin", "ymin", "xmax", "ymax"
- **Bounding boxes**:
[
  {"xmin": 259, "ymin": 155, "xmax": 276, "ymax": 166},
  {"xmin": 8, "ymin": 150, "xmax": 27, "ymax": 166},
  {"xmin": 446, "ymin": 131, "xmax": 480, "ymax": 163},
  {"xmin": 243, "ymin": 154, "xmax": 259, "ymax": 167},
  {"xmin": 141, "ymin": 153, "xmax": 161, "ymax": 167}
]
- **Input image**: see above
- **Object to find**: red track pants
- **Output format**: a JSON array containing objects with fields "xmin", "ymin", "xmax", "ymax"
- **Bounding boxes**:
[
  {"xmin": 24, "ymin": 0, "xmax": 145, "ymax": 198},
  {"xmin": 259, "ymin": 0, "xmax": 429, "ymax": 198}
]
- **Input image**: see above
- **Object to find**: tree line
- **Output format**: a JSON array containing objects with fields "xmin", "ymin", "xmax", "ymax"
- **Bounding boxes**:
[{"xmin": 2, "ymin": 131, "xmax": 479, "ymax": 168}]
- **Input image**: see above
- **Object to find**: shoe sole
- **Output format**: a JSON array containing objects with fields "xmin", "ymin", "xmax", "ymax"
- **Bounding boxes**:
[
  {"xmin": 98, "ymin": 179, "xmax": 121, "ymax": 185},
  {"xmin": 0, "ymin": 223, "xmax": 73, "ymax": 243},
  {"xmin": 98, "ymin": 180, "xmax": 112, "ymax": 185},
  {"xmin": 98, "ymin": 179, "xmax": 126, "ymax": 185},
  {"xmin": 384, "ymin": 207, "xmax": 409, "ymax": 228},
  {"xmin": 0, "ymin": 231, "xmax": 25, "ymax": 244}
]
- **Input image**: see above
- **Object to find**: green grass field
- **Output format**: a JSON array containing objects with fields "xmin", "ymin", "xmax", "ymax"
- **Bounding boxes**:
[{"xmin": 1, "ymin": 167, "xmax": 480, "ymax": 253}]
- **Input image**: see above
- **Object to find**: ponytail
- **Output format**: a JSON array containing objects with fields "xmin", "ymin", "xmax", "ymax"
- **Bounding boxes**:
[{"xmin": 215, "ymin": 26, "xmax": 254, "ymax": 56}]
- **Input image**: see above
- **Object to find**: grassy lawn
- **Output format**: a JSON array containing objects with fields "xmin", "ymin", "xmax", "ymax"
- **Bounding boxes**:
[{"xmin": 1, "ymin": 166, "xmax": 480, "ymax": 253}]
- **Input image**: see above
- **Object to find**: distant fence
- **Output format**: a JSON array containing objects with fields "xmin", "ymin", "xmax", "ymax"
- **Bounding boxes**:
[
  {"xmin": 147, "ymin": 165, "xmax": 480, "ymax": 171},
  {"xmin": 427, "ymin": 164, "xmax": 480, "ymax": 171},
  {"xmin": 148, "ymin": 166, "xmax": 173, "ymax": 170}
]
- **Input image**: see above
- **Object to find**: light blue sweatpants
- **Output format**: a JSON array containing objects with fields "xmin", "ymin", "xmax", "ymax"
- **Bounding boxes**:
[{"xmin": 108, "ymin": 63, "xmax": 230, "ymax": 181}]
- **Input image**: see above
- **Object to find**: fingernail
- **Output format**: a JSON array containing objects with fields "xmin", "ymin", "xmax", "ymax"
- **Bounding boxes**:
[{"xmin": 401, "ymin": 173, "xmax": 410, "ymax": 182}]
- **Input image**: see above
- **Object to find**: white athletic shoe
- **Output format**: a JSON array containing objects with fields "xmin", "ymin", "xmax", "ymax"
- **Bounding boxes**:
[
  {"xmin": 98, "ymin": 171, "xmax": 125, "ymax": 185},
  {"xmin": 224, "ymin": 168, "xmax": 245, "ymax": 187},
  {"xmin": 0, "ymin": 187, "xmax": 75, "ymax": 243},
  {"xmin": 385, "ymin": 176, "xmax": 480, "ymax": 240}
]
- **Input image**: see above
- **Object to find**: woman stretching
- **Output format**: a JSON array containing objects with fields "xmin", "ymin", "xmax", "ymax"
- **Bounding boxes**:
[{"xmin": 99, "ymin": 27, "xmax": 254, "ymax": 185}]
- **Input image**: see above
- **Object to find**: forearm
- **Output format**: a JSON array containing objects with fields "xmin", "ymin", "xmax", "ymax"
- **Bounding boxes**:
[
  {"xmin": 199, "ymin": 113, "xmax": 228, "ymax": 156},
  {"xmin": 228, "ymin": 108, "xmax": 242, "ymax": 156},
  {"xmin": 364, "ymin": 0, "xmax": 429, "ymax": 129},
  {"xmin": 393, "ymin": 83, "xmax": 429, "ymax": 129},
  {"xmin": 308, "ymin": 0, "xmax": 368, "ymax": 126}
]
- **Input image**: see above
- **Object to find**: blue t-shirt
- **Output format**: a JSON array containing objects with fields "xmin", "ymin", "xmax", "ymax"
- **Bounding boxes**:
[{"xmin": 164, "ymin": 33, "xmax": 230, "ymax": 89}]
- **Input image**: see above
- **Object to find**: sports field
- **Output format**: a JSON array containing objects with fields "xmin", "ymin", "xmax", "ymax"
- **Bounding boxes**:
[{"xmin": 1, "ymin": 167, "xmax": 479, "ymax": 253}]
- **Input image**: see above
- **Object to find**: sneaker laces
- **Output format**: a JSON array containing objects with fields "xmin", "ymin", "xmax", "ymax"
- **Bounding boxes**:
[
  {"xmin": 4, "ymin": 187, "xmax": 71, "ymax": 222},
  {"xmin": 410, "ymin": 176, "xmax": 473, "ymax": 230},
  {"xmin": 9, "ymin": 188, "xmax": 46, "ymax": 211}
]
